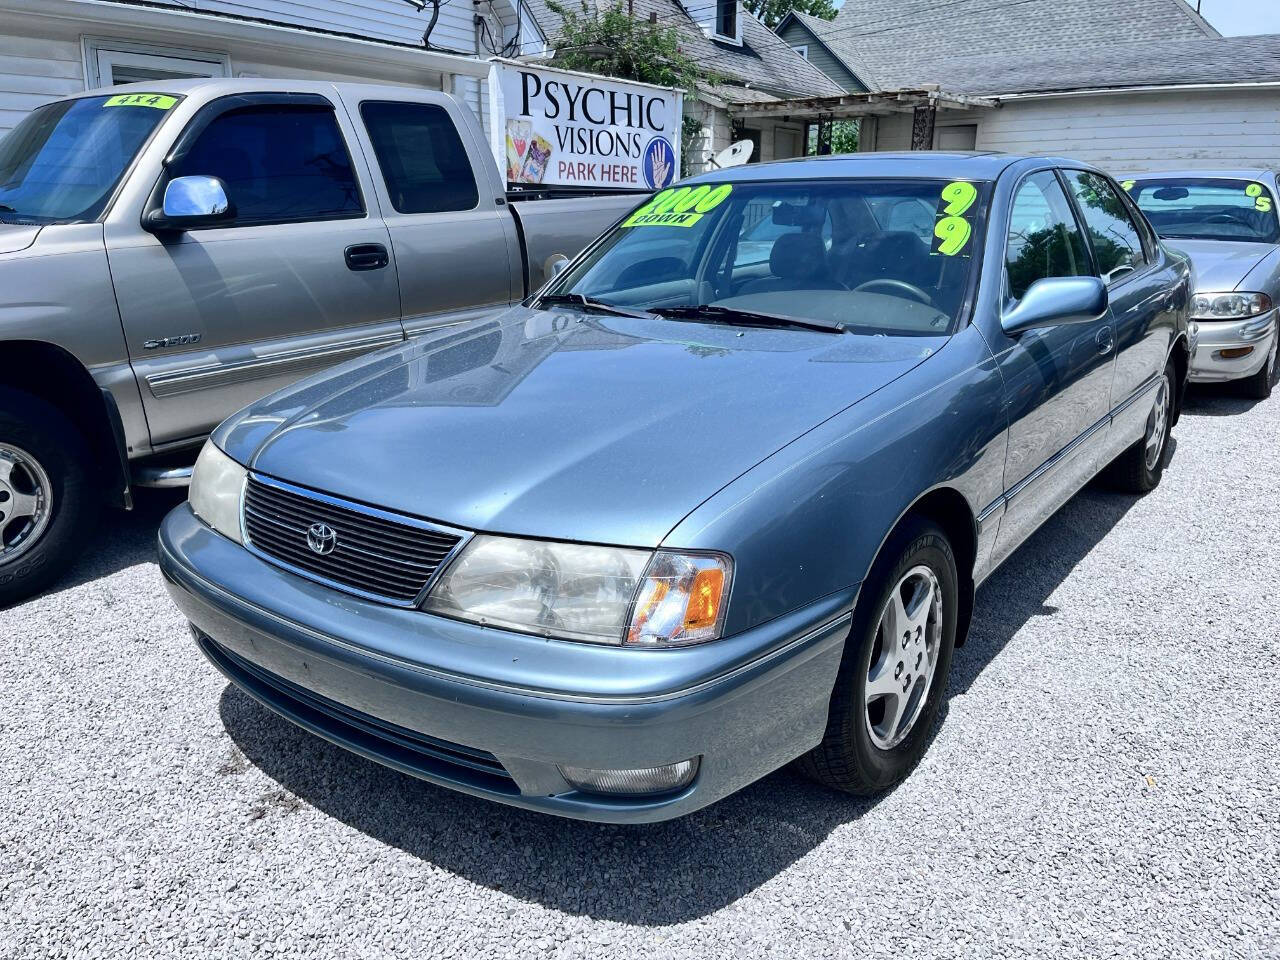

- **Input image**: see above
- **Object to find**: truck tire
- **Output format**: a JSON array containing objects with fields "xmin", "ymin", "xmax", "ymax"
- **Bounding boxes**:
[
  {"xmin": 1104, "ymin": 361, "xmax": 1174, "ymax": 494},
  {"xmin": 0, "ymin": 388, "xmax": 98, "ymax": 607},
  {"xmin": 797, "ymin": 516, "xmax": 958, "ymax": 795}
]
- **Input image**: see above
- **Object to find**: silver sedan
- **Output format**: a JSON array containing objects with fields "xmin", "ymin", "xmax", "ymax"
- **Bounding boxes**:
[{"xmin": 1123, "ymin": 169, "xmax": 1280, "ymax": 398}]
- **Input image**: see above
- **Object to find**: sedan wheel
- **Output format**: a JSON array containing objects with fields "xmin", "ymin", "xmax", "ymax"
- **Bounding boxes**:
[
  {"xmin": 0, "ymin": 443, "xmax": 53, "ymax": 565},
  {"xmin": 1143, "ymin": 373, "xmax": 1171, "ymax": 472},
  {"xmin": 865, "ymin": 565, "xmax": 942, "ymax": 750}
]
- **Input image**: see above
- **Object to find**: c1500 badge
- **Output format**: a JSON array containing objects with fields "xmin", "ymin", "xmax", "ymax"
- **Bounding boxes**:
[{"xmin": 143, "ymin": 334, "xmax": 202, "ymax": 350}]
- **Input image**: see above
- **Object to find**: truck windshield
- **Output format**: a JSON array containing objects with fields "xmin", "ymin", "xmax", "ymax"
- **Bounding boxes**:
[
  {"xmin": 1127, "ymin": 177, "xmax": 1280, "ymax": 244},
  {"xmin": 0, "ymin": 94, "xmax": 179, "ymax": 224},
  {"xmin": 544, "ymin": 177, "xmax": 990, "ymax": 336}
]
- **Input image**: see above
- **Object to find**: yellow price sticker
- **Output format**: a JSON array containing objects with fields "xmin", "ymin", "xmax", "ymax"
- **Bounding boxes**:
[
  {"xmin": 104, "ymin": 93, "xmax": 178, "ymax": 110},
  {"xmin": 932, "ymin": 216, "xmax": 973, "ymax": 257},
  {"xmin": 1120, "ymin": 180, "xmax": 1136, "ymax": 192},
  {"xmin": 1246, "ymin": 183, "xmax": 1264, "ymax": 197},
  {"xmin": 623, "ymin": 183, "xmax": 732, "ymax": 228},
  {"xmin": 1246, "ymin": 182, "xmax": 1274, "ymax": 212},
  {"xmin": 940, "ymin": 181, "xmax": 978, "ymax": 216}
]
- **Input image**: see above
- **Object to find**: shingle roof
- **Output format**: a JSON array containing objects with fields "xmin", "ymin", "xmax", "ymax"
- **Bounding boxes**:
[
  {"xmin": 922, "ymin": 34, "xmax": 1280, "ymax": 96},
  {"xmin": 522, "ymin": 0, "xmax": 842, "ymax": 98},
  {"xmin": 825, "ymin": 0, "xmax": 1219, "ymax": 90},
  {"xmin": 781, "ymin": 10, "xmax": 884, "ymax": 92}
]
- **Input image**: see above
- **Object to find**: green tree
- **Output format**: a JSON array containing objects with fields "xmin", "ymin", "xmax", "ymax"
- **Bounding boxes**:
[{"xmin": 744, "ymin": 0, "xmax": 836, "ymax": 29}]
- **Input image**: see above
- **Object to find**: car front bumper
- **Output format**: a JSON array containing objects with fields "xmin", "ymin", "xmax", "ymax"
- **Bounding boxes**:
[
  {"xmin": 159, "ymin": 505, "xmax": 854, "ymax": 823},
  {"xmin": 1189, "ymin": 310, "xmax": 1277, "ymax": 383}
]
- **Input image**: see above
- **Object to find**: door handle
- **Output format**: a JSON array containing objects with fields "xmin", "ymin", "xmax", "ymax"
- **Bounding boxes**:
[
  {"xmin": 345, "ymin": 243, "xmax": 389, "ymax": 271},
  {"xmin": 1095, "ymin": 326, "xmax": 1115, "ymax": 356}
]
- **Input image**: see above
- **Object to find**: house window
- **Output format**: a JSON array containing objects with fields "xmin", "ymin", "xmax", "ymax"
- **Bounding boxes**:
[
  {"xmin": 83, "ymin": 38, "xmax": 230, "ymax": 89},
  {"xmin": 792, "ymin": 45, "xmax": 809, "ymax": 59},
  {"xmin": 715, "ymin": 0, "xmax": 739, "ymax": 41}
]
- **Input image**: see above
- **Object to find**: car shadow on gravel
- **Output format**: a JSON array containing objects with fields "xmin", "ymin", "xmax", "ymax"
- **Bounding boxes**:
[
  {"xmin": 217, "ymin": 480, "xmax": 1146, "ymax": 926},
  {"xmin": 1180, "ymin": 383, "xmax": 1268, "ymax": 417}
]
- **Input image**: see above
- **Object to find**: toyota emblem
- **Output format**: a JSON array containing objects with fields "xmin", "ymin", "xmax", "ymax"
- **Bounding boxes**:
[{"xmin": 306, "ymin": 522, "xmax": 337, "ymax": 555}]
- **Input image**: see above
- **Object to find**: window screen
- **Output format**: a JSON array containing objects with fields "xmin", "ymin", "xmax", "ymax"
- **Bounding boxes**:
[
  {"xmin": 359, "ymin": 101, "xmax": 479, "ymax": 214},
  {"xmin": 1065, "ymin": 171, "xmax": 1147, "ymax": 284},
  {"xmin": 172, "ymin": 105, "xmax": 363, "ymax": 225},
  {"xmin": 1005, "ymin": 171, "xmax": 1091, "ymax": 301}
]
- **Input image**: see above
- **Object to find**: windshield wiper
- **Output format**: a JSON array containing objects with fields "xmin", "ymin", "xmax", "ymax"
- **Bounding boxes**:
[
  {"xmin": 651, "ymin": 304, "xmax": 847, "ymax": 334},
  {"xmin": 536, "ymin": 292, "xmax": 653, "ymax": 319}
]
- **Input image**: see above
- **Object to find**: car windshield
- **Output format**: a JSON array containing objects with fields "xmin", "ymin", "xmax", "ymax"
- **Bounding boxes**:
[
  {"xmin": 1126, "ymin": 177, "xmax": 1279, "ymax": 244},
  {"xmin": 546, "ymin": 177, "xmax": 991, "ymax": 336},
  {"xmin": 0, "ymin": 93, "xmax": 179, "ymax": 224}
]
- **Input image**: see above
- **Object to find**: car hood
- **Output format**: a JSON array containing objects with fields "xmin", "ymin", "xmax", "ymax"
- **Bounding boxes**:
[
  {"xmin": 0, "ymin": 224, "xmax": 41, "ymax": 255},
  {"xmin": 1169, "ymin": 238, "xmax": 1273, "ymax": 292},
  {"xmin": 220, "ymin": 306, "xmax": 943, "ymax": 547}
]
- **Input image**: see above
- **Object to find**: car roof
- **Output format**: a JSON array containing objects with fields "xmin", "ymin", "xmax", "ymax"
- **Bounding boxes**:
[
  {"xmin": 683, "ymin": 152, "xmax": 1093, "ymax": 183},
  {"xmin": 57, "ymin": 77, "xmax": 416, "ymax": 101}
]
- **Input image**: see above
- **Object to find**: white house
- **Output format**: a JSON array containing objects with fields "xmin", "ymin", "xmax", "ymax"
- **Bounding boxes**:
[
  {"xmin": 760, "ymin": 0, "xmax": 1280, "ymax": 175},
  {"xmin": 0, "ymin": 0, "xmax": 552, "ymax": 137}
]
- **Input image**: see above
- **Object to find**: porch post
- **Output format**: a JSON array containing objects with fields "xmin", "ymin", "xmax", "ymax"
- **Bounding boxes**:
[{"xmin": 910, "ymin": 102, "xmax": 937, "ymax": 150}]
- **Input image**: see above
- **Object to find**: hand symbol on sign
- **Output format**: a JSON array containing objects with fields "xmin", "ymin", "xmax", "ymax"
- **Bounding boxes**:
[{"xmin": 650, "ymin": 140, "xmax": 672, "ymax": 189}]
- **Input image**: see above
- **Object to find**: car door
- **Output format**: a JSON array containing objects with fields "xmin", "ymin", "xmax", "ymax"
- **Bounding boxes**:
[
  {"xmin": 988, "ymin": 169, "xmax": 1117, "ymax": 568},
  {"xmin": 105, "ymin": 92, "xmax": 403, "ymax": 447},
  {"xmin": 340, "ymin": 93, "xmax": 522, "ymax": 337},
  {"xmin": 1061, "ymin": 169, "xmax": 1180, "ymax": 463}
]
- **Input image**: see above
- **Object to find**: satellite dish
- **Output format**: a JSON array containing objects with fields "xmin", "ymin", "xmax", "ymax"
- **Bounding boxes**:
[{"xmin": 708, "ymin": 140, "xmax": 753, "ymax": 169}]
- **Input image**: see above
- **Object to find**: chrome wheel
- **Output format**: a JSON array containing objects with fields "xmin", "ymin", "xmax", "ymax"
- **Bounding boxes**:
[
  {"xmin": 0, "ymin": 443, "xmax": 52, "ymax": 565},
  {"xmin": 865, "ymin": 564, "xmax": 943, "ymax": 750},
  {"xmin": 1144, "ymin": 374, "xmax": 1171, "ymax": 471}
]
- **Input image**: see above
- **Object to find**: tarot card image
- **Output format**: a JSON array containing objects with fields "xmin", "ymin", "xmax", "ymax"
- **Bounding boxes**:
[
  {"xmin": 506, "ymin": 119, "xmax": 531, "ymax": 181},
  {"xmin": 520, "ymin": 134, "xmax": 552, "ymax": 184}
]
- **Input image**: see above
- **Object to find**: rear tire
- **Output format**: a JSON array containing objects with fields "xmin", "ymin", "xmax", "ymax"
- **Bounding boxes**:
[
  {"xmin": 1104, "ymin": 361, "xmax": 1174, "ymax": 494},
  {"xmin": 797, "ymin": 516, "xmax": 958, "ymax": 795},
  {"xmin": 0, "ymin": 388, "xmax": 98, "ymax": 607}
]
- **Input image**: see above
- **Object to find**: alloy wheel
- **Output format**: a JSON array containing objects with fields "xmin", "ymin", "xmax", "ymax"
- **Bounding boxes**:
[
  {"xmin": 0, "ymin": 443, "xmax": 53, "ymax": 565},
  {"xmin": 865, "ymin": 564, "xmax": 943, "ymax": 750},
  {"xmin": 1144, "ymin": 374, "xmax": 1171, "ymax": 471}
]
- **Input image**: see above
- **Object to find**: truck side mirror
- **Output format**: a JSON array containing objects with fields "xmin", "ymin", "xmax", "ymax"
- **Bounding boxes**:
[{"xmin": 145, "ymin": 175, "xmax": 235, "ymax": 232}]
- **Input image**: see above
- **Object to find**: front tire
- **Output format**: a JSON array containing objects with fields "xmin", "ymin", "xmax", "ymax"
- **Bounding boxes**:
[
  {"xmin": 1104, "ymin": 361, "xmax": 1174, "ymax": 494},
  {"xmin": 1242, "ymin": 324, "xmax": 1277, "ymax": 400},
  {"xmin": 0, "ymin": 388, "xmax": 98, "ymax": 607},
  {"xmin": 798, "ymin": 516, "xmax": 958, "ymax": 795}
]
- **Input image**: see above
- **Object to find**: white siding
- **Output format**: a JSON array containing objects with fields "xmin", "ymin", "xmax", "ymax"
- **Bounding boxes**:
[
  {"xmin": 0, "ymin": 33, "xmax": 82, "ymax": 131},
  {"xmin": 868, "ymin": 88, "xmax": 1280, "ymax": 174}
]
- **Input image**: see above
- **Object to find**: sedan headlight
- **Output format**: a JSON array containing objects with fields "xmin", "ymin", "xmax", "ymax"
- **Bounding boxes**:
[
  {"xmin": 1191, "ymin": 291, "xmax": 1273, "ymax": 320},
  {"xmin": 188, "ymin": 440, "xmax": 247, "ymax": 544},
  {"xmin": 423, "ymin": 535, "xmax": 731, "ymax": 646}
]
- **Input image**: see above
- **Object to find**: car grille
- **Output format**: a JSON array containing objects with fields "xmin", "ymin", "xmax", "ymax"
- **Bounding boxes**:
[{"xmin": 242, "ymin": 475, "xmax": 465, "ymax": 605}]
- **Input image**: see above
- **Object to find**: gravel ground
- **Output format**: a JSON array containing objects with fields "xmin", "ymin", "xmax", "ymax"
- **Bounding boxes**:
[{"xmin": 2, "ymin": 385, "xmax": 1278, "ymax": 960}]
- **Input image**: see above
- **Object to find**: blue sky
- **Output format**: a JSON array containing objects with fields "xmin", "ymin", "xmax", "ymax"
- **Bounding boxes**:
[{"xmin": 1196, "ymin": 0, "xmax": 1280, "ymax": 35}]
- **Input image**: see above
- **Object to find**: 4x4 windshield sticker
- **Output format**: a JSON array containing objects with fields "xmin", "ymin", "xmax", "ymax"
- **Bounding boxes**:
[
  {"xmin": 104, "ymin": 93, "xmax": 179, "ymax": 110},
  {"xmin": 623, "ymin": 184, "xmax": 733, "ymax": 228},
  {"xmin": 931, "ymin": 181, "xmax": 978, "ymax": 257},
  {"xmin": 1246, "ymin": 182, "xmax": 1274, "ymax": 213}
]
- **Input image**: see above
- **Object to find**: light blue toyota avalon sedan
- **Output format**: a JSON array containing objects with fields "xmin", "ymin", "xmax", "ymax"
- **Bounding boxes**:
[
  {"xmin": 160, "ymin": 153, "xmax": 1193, "ymax": 822},
  {"xmin": 1121, "ymin": 170, "xmax": 1280, "ymax": 398}
]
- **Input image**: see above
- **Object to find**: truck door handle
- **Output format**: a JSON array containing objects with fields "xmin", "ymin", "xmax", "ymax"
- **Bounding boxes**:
[
  {"xmin": 345, "ymin": 243, "xmax": 389, "ymax": 271},
  {"xmin": 1096, "ymin": 327, "xmax": 1115, "ymax": 356}
]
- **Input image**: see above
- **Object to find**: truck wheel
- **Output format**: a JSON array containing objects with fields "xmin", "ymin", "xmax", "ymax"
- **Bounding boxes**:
[
  {"xmin": 0, "ymin": 388, "xmax": 98, "ymax": 607},
  {"xmin": 1104, "ymin": 361, "xmax": 1174, "ymax": 494},
  {"xmin": 797, "ymin": 516, "xmax": 958, "ymax": 795},
  {"xmin": 1241, "ymin": 325, "xmax": 1277, "ymax": 400}
]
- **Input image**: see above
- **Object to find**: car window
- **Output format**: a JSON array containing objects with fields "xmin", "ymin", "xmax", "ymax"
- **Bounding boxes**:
[
  {"xmin": 733, "ymin": 197, "xmax": 832, "ymax": 266},
  {"xmin": 360, "ymin": 101, "xmax": 479, "ymax": 214},
  {"xmin": 171, "ymin": 104, "xmax": 363, "ymax": 225},
  {"xmin": 1005, "ymin": 171, "xmax": 1091, "ymax": 301},
  {"xmin": 1064, "ymin": 171, "xmax": 1147, "ymax": 284},
  {"xmin": 1126, "ymin": 177, "xmax": 1280, "ymax": 244}
]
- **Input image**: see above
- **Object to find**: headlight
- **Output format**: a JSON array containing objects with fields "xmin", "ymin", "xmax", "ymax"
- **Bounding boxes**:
[
  {"xmin": 1191, "ymin": 291, "xmax": 1273, "ymax": 320},
  {"xmin": 423, "ymin": 536, "xmax": 731, "ymax": 646},
  {"xmin": 188, "ymin": 440, "xmax": 247, "ymax": 544}
]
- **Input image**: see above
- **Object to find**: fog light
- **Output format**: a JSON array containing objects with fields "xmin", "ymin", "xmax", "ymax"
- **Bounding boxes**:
[
  {"xmin": 1218, "ymin": 346, "xmax": 1255, "ymax": 360},
  {"xmin": 559, "ymin": 758, "xmax": 699, "ymax": 796}
]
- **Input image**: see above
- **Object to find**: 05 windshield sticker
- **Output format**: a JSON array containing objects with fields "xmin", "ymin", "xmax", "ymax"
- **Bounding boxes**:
[
  {"xmin": 1120, "ymin": 179, "xmax": 1136, "ymax": 192},
  {"xmin": 931, "ymin": 181, "xmax": 978, "ymax": 257},
  {"xmin": 1246, "ymin": 182, "xmax": 1274, "ymax": 213},
  {"xmin": 104, "ymin": 93, "xmax": 179, "ymax": 110},
  {"xmin": 622, "ymin": 184, "xmax": 733, "ymax": 228}
]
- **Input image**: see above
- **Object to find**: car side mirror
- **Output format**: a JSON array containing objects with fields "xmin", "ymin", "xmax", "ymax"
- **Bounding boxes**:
[
  {"xmin": 145, "ymin": 175, "xmax": 235, "ymax": 232},
  {"xmin": 1001, "ymin": 276, "xmax": 1109, "ymax": 337}
]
